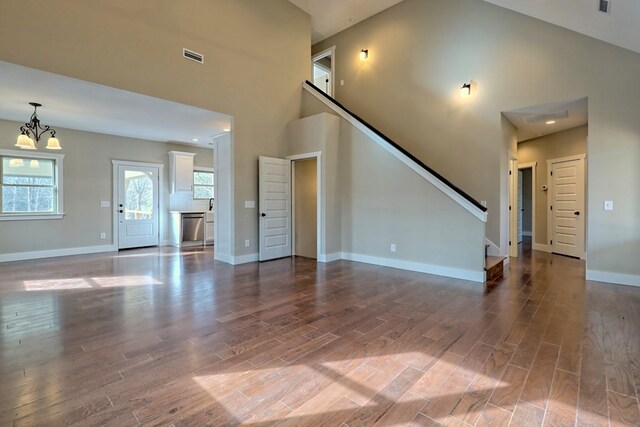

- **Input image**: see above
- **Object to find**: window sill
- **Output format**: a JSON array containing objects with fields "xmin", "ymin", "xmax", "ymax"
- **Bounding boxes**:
[{"xmin": 0, "ymin": 213, "xmax": 66, "ymax": 221}]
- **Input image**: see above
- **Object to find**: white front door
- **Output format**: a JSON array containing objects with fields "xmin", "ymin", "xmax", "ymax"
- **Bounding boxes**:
[
  {"xmin": 549, "ymin": 155, "xmax": 585, "ymax": 259},
  {"xmin": 259, "ymin": 156, "xmax": 292, "ymax": 261},
  {"xmin": 117, "ymin": 164, "xmax": 160, "ymax": 249}
]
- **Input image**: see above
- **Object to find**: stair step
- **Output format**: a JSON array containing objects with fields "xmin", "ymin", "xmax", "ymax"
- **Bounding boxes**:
[{"xmin": 485, "ymin": 256, "xmax": 505, "ymax": 283}]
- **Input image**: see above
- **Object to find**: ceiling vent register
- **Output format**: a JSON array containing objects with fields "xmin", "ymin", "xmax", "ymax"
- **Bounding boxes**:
[
  {"xmin": 598, "ymin": 0, "xmax": 611, "ymax": 14},
  {"xmin": 183, "ymin": 48, "xmax": 204, "ymax": 64}
]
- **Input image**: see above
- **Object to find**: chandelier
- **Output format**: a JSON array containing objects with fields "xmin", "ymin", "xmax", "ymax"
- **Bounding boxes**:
[{"xmin": 15, "ymin": 102, "xmax": 62, "ymax": 150}]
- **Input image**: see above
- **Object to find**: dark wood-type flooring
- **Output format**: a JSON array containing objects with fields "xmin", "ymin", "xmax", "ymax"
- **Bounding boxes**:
[{"xmin": 1, "ymin": 239, "xmax": 640, "ymax": 426}]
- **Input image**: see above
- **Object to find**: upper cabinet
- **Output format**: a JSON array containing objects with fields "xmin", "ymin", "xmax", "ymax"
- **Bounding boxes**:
[{"xmin": 168, "ymin": 151, "xmax": 196, "ymax": 193}]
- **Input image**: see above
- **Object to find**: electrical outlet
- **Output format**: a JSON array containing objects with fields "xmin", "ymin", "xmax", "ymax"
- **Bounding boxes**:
[
  {"xmin": 245, "ymin": 239, "xmax": 250, "ymax": 247},
  {"xmin": 481, "ymin": 200, "xmax": 487, "ymax": 207},
  {"xmin": 604, "ymin": 200, "xmax": 613, "ymax": 211},
  {"xmin": 100, "ymin": 233, "xmax": 106, "ymax": 240},
  {"xmin": 390, "ymin": 244, "xmax": 396, "ymax": 253},
  {"xmin": 100, "ymin": 201, "xmax": 110, "ymax": 207}
]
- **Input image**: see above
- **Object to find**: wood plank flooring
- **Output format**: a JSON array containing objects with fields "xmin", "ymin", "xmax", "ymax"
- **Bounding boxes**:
[{"xmin": 1, "ymin": 239, "xmax": 640, "ymax": 426}]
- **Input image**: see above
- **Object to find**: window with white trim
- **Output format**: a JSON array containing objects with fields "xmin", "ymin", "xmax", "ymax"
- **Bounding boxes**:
[
  {"xmin": 193, "ymin": 169, "xmax": 214, "ymax": 200},
  {"xmin": 0, "ymin": 149, "xmax": 64, "ymax": 219}
]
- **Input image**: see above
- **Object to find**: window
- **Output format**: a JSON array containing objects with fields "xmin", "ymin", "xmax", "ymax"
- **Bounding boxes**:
[
  {"xmin": 0, "ymin": 149, "xmax": 64, "ymax": 220},
  {"xmin": 193, "ymin": 169, "xmax": 214, "ymax": 200}
]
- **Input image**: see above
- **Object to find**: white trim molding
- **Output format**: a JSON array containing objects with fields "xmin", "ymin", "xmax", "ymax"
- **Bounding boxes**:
[
  {"xmin": 586, "ymin": 270, "xmax": 640, "ymax": 288},
  {"xmin": 533, "ymin": 243, "xmax": 551, "ymax": 253},
  {"xmin": 303, "ymin": 81, "xmax": 487, "ymax": 223},
  {"xmin": 0, "ymin": 244, "xmax": 117, "ymax": 263},
  {"xmin": 318, "ymin": 252, "xmax": 342, "ymax": 263},
  {"xmin": 341, "ymin": 252, "xmax": 485, "ymax": 283}
]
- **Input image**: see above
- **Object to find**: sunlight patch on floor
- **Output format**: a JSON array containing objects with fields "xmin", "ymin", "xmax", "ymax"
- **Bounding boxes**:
[{"xmin": 23, "ymin": 275, "xmax": 162, "ymax": 290}]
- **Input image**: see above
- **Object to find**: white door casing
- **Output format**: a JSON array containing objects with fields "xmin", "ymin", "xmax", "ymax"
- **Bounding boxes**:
[
  {"xmin": 114, "ymin": 162, "xmax": 162, "ymax": 249},
  {"xmin": 312, "ymin": 46, "xmax": 335, "ymax": 97},
  {"xmin": 509, "ymin": 156, "xmax": 518, "ymax": 258},
  {"xmin": 259, "ymin": 156, "xmax": 292, "ymax": 261},
  {"xmin": 548, "ymin": 155, "xmax": 586, "ymax": 259},
  {"xmin": 518, "ymin": 170, "xmax": 523, "ymax": 243}
]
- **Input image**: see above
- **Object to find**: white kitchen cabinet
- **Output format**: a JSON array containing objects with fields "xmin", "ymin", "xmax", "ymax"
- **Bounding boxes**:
[{"xmin": 168, "ymin": 151, "xmax": 196, "ymax": 194}]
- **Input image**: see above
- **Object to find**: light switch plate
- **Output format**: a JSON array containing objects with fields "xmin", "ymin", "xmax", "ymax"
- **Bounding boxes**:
[
  {"xmin": 245, "ymin": 201, "xmax": 256, "ymax": 208},
  {"xmin": 604, "ymin": 200, "xmax": 613, "ymax": 211},
  {"xmin": 101, "ymin": 201, "xmax": 110, "ymax": 207}
]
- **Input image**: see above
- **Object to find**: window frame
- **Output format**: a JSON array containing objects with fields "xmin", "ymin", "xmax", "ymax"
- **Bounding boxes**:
[
  {"xmin": 192, "ymin": 167, "xmax": 214, "ymax": 200},
  {"xmin": 0, "ymin": 148, "xmax": 65, "ymax": 221}
]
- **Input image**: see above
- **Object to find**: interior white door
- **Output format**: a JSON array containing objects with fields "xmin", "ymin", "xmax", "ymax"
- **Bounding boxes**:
[
  {"xmin": 549, "ymin": 156, "xmax": 585, "ymax": 258},
  {"xmin": 259, "ymin": 156, "xmax": 292, "ymax": 261},
  {"xmin": 518, "ymin": 170, "xmax": 523, "ymax": 243},
  {"xmin": 117, "ymin": 164, "xmax": 160, "ymax": 249}
]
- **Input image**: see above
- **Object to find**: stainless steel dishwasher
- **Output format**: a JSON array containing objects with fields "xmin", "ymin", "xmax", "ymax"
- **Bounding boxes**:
[{"xmin": 181, "ymin": 213, "xmax": 205, "ymax": 244}]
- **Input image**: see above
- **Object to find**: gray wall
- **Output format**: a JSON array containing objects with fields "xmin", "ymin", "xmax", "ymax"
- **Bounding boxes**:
[
  {"xmin": 0, "ymin": 119, "xmax": 212, "ymax": 255},
  {"xmin": 291, "ymin": 103, "xmax": 485, "ymax": 279},
  {"xmin": 518, "ymin": 125, "xmax": 588, "ymax": 246},
  {"xmin": 313, "ymin": 0, "xmax": 640, "ymax": 277},
  {"xmin": 0, "ymin": 0, "xmax": 310, "ymax": 258}
]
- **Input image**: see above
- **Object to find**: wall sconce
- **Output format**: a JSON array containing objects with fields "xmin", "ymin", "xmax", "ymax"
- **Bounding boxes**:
[
  {"xmin": 360, "ymin": 49, "xmax": 369, "ymax": 60},
  {"xmin": 460, "ymin": 82, "xmax": 472, "ymax": 97}
]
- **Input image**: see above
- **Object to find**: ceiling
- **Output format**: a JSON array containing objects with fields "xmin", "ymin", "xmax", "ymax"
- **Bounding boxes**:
[
  {"xmin": 0, "ymin": 61, "xmax": 231, "ymax": 147},
  {"xmin": 288, "ymin": 0, "xmax": 404, "ymax": 43},
  {"xmin": 503, "ymin": 98, "xmax": 588, "ymax": 142},
  {"xmin": 290, "ymin": 0, "xmax": 640, "ymax": 55}
]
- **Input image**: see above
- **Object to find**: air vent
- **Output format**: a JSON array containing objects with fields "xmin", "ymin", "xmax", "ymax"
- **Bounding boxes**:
[
  {"xmin": 598, "ymin": 0, "xmax": 611, "ymax": 14},
  {"xmin": 183, "ymin": 48, "xmax": 204, "ymax": 64}
]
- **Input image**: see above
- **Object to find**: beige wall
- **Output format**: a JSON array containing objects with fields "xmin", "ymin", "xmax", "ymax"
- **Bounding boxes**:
[
  {"xmin": 294, "ymin": 159, "xmax": 317, "ymax": 259},
  {"xmin": 0, "ymin": 0, "xmax": 310, "ymax": 258},
  {"xmin": 0, "ymin": 119, "xmax": 212, "ymax": 255},
  {"xmin": 518, "ymin": 125, "xmax": 588, "ymax": 246},
  {"xmin": 313, "ymin": 0, "xmax": 640, "ymax": 277}
]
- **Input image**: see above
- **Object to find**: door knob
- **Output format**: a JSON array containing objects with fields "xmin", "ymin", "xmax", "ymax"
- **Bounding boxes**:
[
  {"xmin": 119, "ymin": 203, "xmax": 123, "ymax": 208},
  {"xmin": 261, "ymin": 213, "xmax": 266, "ymax": 217},
  {"xmin": 574, "ymin": 211, "xmax": 580, "ymax": 216},
  {"xmin": 119, "ymin": 209, "xmax": 124, "ymax": 213}
]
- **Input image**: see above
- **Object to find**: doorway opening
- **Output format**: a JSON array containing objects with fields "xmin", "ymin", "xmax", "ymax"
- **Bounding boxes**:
[
  {"xmin": 292, "ymin": 158, "xmax": 317, "ymax": 259},
  {"xmin": 503, "ymin": 97, "xmax": 588, "ymax": 260},
  {"xmin": 312, "ymin": 46, "xmax": 335, "ymax": 97}
]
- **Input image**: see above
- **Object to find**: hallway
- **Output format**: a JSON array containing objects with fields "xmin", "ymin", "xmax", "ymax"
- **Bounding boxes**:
[{"xmin": 0, "ymin": 245, "xmax": 639, "ymax": 425}]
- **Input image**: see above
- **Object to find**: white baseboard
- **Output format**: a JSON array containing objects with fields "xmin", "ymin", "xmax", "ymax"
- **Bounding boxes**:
[
  {"xmin": 0, "ymin": 244, "xmax": 117, "ymax": 263},
  {"xmin": 231, "ymin": 253, "xmax": 259, "ymax": 265},
  {"xmin": 341, "ymin": 252, "xmax": 485, "ymax": 283},
  {"xmin": 522, "ymin": 231, "xmax": 532, "ymax": 237},
  {"xmin": 215, "ymin": 252, "xmax": 232, "ymax": 263},
  {"xmin": 533, "ymin": 243, "xmax": 550, "ymax": 252},
  {"xmin": 161, "ymin": 239, "xmax": 172, "ymax": 246},
  {"xmin": 586, "ymin": 270, "xmax": 640, "ymax": 287},
  {"xmin": 317, "ymin": 252, "xmax": 342, "ymax": 263}
]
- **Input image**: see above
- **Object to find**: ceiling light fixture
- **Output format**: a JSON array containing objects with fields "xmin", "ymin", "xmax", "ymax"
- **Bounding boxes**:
[
  {"xmin": 545, "ymin": 120, "xmax": 556, "ymax": 125},
  {"xmin": 460, "ymin": 83, "xmax": 472, "ymax": 97},
  {"xmin": 360, "ymin": 49, "xmax": 369, "ymax": 60},
  {"xmin": 16, "ymin": 102, "xmax": 62, "ymax": 150}
]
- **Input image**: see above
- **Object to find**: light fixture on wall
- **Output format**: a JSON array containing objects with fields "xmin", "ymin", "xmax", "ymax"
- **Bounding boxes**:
[
  {"xmin": 15, "ymin": 102, "xmax": 62, "ymax": 150},
  {"xmin": 360, "ymin": 49, "xmax": 369, "ymax": 60},
  {"xmin": 460, "ymin": 82, "xmax": 472, "ymax": 97}
]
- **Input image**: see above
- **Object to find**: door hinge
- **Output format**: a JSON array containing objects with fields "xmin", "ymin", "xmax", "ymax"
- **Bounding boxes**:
[
  {"xmin": 550, "ymin": 171, "xmax": 553, "ymax": 176},
  {"xmin": 509, "ymin": 171, "xmax": 512, "ymax": 175},
  {"xmin": 509, "ymin": 240, "xmax": 512, "ymax": 246},
  {"xmin": 550, "ymin": 240, "xmax": 553, "ymax": 245},
  {"xmin": 550, "ymin": 205, "xmax": 553, "ymax": 210},
  {"xmin": 509, "ymin": 205, "xmax": 512, "ymax": 211}
]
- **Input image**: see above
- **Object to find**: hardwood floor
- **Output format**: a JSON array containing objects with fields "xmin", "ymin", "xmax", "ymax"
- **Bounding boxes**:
[{"xmin": 1, "ymin": 240, "xmax": 640, "ymax": 426}]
